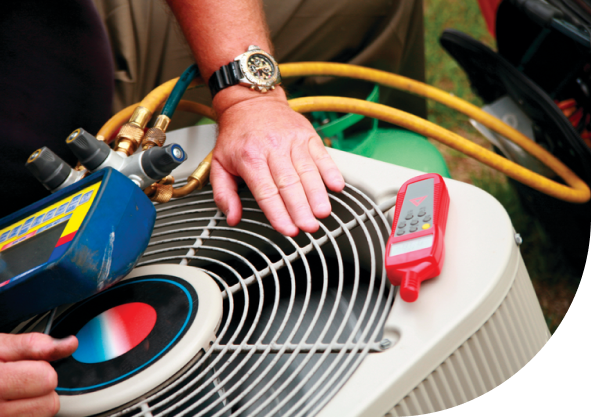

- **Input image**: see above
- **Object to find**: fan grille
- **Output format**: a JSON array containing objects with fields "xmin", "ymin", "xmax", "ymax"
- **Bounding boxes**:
[{"xmin": 111, "ymin": 182, "xmax": 396, "ymax": 417}]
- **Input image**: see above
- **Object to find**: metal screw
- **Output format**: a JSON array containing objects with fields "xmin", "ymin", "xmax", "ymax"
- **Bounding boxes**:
[
  {"xmin": 172, "ymin": 147, "xmax": 184, "ymax": 160},
  {"xmin": 379, "ymin": 339, "xmax": 392, "ymax": 350},
  {"xmin": 515, "ymin": 233, "xmax": 523, "ymax": 246}
]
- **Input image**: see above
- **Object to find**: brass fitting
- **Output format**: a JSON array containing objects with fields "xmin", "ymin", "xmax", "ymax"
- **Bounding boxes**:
[
  {"xmin": 171, "ymin": 151, "xmax": 213, "ymax": 198},
  {"xmin": 159, "ymin": 175, "xmax": 175, "ymax": 185},
  {"xmin": 187, "ymin": 156, "xmax": 212, "ymax": 190},
  {"xmin": 153, "ymin": 114, "xmax": 171, "ymax": 132},
  {"xmin": 129, "ymin": 106, "xmax": 152, "ymax": 129},
  {"xmin": 146, "ymin": 152, "xmax": 213, "ymax": 203},
  {"xmin": 148, "ymin": 183, "xmax": 174, "ymax": 204},
  {"xmin": 114, "ymin": 106, "xmax": 152, "ymax": 156},
  {"xmin": 142, "ymin": 127, "xmax": 166, "ymax": 150},
  {"xmin": 141, "ymin": 115, "xmax": 171, "ymax": 150}
]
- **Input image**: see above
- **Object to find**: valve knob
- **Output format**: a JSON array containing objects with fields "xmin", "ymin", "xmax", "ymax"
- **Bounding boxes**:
[
  {"xmin": 25, "ymin": 147, "xmax": 73, "ymax": 191},
  {"xmin": 65, "ymin": 128, "xmax": 111, "ymax": 171},
  {"xmin": 142, "ymin": 144, "xmax": 187, "ymax": 180}
]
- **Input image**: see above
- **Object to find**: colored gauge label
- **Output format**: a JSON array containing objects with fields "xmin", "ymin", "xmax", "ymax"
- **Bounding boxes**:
[{"xmin": 73, "ymin": 302, "xmax": 157, "ymax": 364}]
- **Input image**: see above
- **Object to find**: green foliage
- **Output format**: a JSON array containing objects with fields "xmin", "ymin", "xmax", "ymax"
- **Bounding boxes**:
[{"xmin": 424, "ymin": 0, "xmax": 494, "ymax": 130}]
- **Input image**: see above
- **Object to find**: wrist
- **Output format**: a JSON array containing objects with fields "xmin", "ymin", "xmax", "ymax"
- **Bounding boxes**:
[{"xmin": 212, "ymin": 84, "xmax": 288, "ymax": 116}]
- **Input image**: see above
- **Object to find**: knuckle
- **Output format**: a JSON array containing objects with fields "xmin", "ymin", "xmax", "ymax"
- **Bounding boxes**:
[
  {"xmin": 19, "ymin": 333, "xmax": 46, "ymax": 359},
  {"xmin": 213, "ymin": 190, "xmax": 234, "ymax": 211},
  {"xmin": 255, "ymin": 183, "xmax": 280, "ymax": 202},
  {"xmin": 275, "ymin": 173, "xmax": 301, "ymax": 190},
  {"xmin": 314, "ymin": 151, "xmax": 332, "ymax": 163},
  {"xmin": 36, "ymin": 362, "xmax": 58, "ymax": 391},
  {"xmin": 296, "ymin": 161, "xmax": 318, "ymax": 176},
  {"xmin": 48, "ymin": 391, "xmax": 61, "ymax": 416},
  {"xmin": 240, "ymin": 145, "xmax": 264, "ymax": 165}
]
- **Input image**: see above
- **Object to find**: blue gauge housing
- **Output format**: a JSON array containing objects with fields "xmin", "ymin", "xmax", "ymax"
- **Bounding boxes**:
[{"xmin": 0, "ymin": 168, "xmax": 156, "ymax": 329}]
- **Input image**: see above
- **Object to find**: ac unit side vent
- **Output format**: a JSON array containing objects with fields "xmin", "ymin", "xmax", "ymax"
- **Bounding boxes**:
[{"xmin": 386, "ymin": 257, "xmax": 550, "ymax": 417}]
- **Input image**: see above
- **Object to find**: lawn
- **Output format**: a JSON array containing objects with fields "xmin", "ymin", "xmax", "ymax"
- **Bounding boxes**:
[{"xmin": 423, "ymin": 0, "xmax": 582, "ymax": 333}]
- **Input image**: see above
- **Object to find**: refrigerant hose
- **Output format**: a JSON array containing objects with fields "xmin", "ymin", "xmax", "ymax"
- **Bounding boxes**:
[{"xmin": 97, "ymin": 62, "xmax": 591, "ymax": 204}]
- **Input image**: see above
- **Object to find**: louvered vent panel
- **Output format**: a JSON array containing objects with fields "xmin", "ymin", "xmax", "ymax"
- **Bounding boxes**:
[{"xmin": 386, "ymin": 257, "xmax": 550, "ymax": 417}]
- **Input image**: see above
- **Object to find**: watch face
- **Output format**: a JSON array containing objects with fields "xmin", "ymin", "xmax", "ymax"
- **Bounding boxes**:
[{"xmin": 246, "ymin": 53, "xmax": 275, "ymax": 82}]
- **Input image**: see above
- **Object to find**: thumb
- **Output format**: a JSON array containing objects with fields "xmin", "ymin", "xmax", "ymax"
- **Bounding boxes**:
[{"xmin": 0, "ymin": 333, "xmax": 78, "ymax": 362}]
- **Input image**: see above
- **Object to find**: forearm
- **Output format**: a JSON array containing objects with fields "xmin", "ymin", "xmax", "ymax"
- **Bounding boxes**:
[{"xmin": 166, "ymin": 0, "xmax": 286, "ymax": 112}]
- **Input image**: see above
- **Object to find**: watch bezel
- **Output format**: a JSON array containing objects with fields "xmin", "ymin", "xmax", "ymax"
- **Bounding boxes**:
[{"xmin": 236, "ymin": 47, "xmax": 281, "ymax": 91}]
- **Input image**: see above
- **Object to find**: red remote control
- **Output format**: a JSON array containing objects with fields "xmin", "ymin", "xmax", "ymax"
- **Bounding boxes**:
[{"xmin": 385, "ymin": 173, "xmax": 450, "ymax": 302}]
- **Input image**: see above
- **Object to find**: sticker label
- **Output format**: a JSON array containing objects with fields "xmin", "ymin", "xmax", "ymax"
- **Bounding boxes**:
[{"xmin": 0, "ymin": 182, "xmax": 101, "ymax": 254}]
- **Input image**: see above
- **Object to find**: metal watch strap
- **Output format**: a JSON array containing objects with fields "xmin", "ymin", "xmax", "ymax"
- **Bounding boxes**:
[{"xmin": 208, "ymin": 61, "xmax": 243, "ymax": 98}]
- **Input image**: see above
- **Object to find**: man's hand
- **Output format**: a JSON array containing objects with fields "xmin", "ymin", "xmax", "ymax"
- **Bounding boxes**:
[
  {"xmin": 0, "ymin": 333, "xmax": 78, "ymax": 417},
  {"xmin": 211, "ymin": 90, "xmax": 345, "ymax": 236}
]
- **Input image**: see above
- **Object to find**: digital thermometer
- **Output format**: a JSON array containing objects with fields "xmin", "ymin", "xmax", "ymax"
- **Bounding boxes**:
[
  {"xmin": 0, "ymin": 168, "xmax": 156, "ymax": 329},
  {"xmin": 385, "ymin": 173, "xmax": 450, "ymax": 302}
]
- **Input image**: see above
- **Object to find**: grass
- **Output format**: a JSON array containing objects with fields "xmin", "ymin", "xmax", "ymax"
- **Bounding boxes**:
[{"xmin": 423, "ymin": 0, "xmax": 580, "ymax": 333}]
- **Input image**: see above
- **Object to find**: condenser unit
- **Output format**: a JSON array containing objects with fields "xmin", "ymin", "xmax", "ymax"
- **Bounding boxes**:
[{"xmin": 19, "ymin": 124, "xmax": 550, "ymax": 417}]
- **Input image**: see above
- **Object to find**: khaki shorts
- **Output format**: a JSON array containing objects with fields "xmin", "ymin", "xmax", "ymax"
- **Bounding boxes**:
[{"xmin": 92, "ymin": 0, "xmax": 426, "ymax": 129}]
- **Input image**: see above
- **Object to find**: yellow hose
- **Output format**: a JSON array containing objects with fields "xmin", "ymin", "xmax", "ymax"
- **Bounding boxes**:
[
  {"xmin": 289, "ymin": 97, "xmax": 590, "ymax": 203},
  {"xmin": 97, "ymin": 61, "xmax": 590, "ymax": 203},
  {"xmin": 138, "ymin": 78, "xmax": 203, "ymax": 114}
]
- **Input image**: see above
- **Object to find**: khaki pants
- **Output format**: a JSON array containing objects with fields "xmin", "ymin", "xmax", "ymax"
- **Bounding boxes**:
[{"xmin": 92, "ymin": 0, "xmax": 426, "ymax": 129}]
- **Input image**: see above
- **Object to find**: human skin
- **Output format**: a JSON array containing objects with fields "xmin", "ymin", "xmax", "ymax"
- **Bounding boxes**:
[
  {"xmin": 0, "ymin": 333, "xmax": 78, "ymax": 417},
  {"xmin": 166, "ymin": 0, "xmax": 346, "ymax": 237}
]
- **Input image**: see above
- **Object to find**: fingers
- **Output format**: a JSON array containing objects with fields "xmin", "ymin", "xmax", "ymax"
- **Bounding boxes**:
[
  {"xmin": 0, "ymin": 333, "xmax": 78, "ymax": 362},
  {"xmin": 0, "ymin": 391, "xmax": 59, "ymax": 417},
  {"xmin": 210, "ymin": 160, "xmax": 243, "ymax": 227},
  {"xmin": 0, "ymin": 361, "xmax": 57, "ymax": 401},
  {"xmin": 237, "ymin": 152, "xmax": 301, "ymax": 236},
  {"xmin": 291, "ymin": 139, "xmax": 333, "ymax": 219},
  {"xmin": 309, "ymin": 138, "xmax": 345, "ymax": 193},
  {"xmin": 212, "ymin": 134, "xmax": 344, "ymax": 235},
  {"xmin": 258, "ymin": 144, "xmax": 321, "ymax": 232}
]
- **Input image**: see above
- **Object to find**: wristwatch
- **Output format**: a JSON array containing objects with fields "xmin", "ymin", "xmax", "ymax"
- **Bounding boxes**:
[{"xmin": 208, "ymin": 45, "xmax": 282, "ymax": 97}]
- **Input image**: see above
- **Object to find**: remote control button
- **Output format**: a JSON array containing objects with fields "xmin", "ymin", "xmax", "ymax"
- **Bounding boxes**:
[
  {"xmin": 405, "ymin": 214, "xmax": 413, "ymax": 220},
  {"xmin": 418, "ymin": 212, "xmax": 425, "ymax": 217},
  {"xmin": 422, "ymin": 223, "xmax": 431, "ymax": 230},
  {"xmin": 396, "ymin": 230, "xmax": 405, "ymax": 236},
  {"xmin": 423, "ymin": 215, "xmax": 432, "ymax": 222},
  {"xmin": 398, "ymin": 222, "xmax": 406, "ymax": 229},
  {"xmin": 410, "ymin": 220, "xmax": 419, "ymax": 225},
  {"xmin": 410, "ymin": 226, "xmax": 418, "ymax": 232}
]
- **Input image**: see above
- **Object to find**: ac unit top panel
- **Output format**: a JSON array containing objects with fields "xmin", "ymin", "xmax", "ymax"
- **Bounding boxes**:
[{"xmin": 166, "ymin": 126, "xmax": 526, "ymax": 416}]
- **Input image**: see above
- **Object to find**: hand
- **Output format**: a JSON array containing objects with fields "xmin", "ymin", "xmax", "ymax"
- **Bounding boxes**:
[
  {"xmin": 0, "ymin": 333, "xmax": 78, "ymax": 417},
  {"xmin": 210, "ymin": 88, "xmax": 345, "ymax": 236}
]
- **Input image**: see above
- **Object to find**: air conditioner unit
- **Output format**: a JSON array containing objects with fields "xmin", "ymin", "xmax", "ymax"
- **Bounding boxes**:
[{"xmin": 19, "ymin": 125, "xmax": 550, "ymax": 417}]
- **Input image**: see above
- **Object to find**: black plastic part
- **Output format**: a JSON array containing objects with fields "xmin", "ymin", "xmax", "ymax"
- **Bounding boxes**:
[
  {"xmin": 209, "ymin": 61, "xmax": 242, "ymax": 97},
  {"xmin": 65, "ymin": 128, "xmax": 111, "ymax": 170},
  {"xmin": 509, "ymin": 0, "xmax": 564, "ymax": 25},
  {"xmin": 142, "ymin": 144, "xmax": 187, "ymax": 180},
  {"xmin": 25, "ymin": 147, "xmax": 72, "ymax": 190}
]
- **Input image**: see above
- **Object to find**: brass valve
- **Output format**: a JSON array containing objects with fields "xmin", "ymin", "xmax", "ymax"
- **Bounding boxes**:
[
  {"xmin": 141, "ymin": 115, "xmax": 171, "ymax": 150},
  {"xmin": 114, "ymin": 106, "xmax": 152, "ymax": 156}
]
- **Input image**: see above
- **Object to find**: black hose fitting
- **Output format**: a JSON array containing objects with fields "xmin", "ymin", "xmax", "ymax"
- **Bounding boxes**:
[
  {"xmin": 25, "ymin": 147, "xmax": 72, "ymax": 191},
  {"xmin": 65, "ymin": 128, "xmax": 111, "ymax": 170}
]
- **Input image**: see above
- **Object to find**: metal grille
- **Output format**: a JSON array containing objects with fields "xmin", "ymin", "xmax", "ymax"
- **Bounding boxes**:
[{"xmin": 110, "ymin": 182, "xmax": 396, "ymax": 417}]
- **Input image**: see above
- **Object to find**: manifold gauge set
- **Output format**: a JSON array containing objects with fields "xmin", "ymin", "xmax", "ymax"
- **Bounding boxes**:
[{"xmin": 1, "ymin": 123, "xmax": 550, "ymax": 417}]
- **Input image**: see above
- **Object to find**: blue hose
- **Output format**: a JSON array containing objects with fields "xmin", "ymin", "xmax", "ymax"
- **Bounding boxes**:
[{"xmin": 161, "ymin": 64, "xmax": 200, "ymax": 118}]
